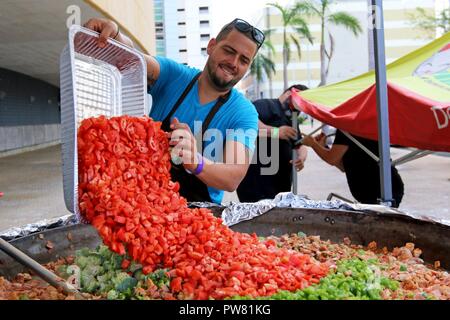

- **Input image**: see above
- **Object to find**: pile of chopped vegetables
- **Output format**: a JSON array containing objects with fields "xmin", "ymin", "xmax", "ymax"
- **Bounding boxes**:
[
  {"xmin": 1, "ymin": 115, "xmax": 448, "ymax": 300},
  {"xmin": 1, "ymin": 238, "xmax": 448, "ymax": 300},
  {"xmin": 76, "ymin": 116, "xmax": 328, "ymax": 299}
]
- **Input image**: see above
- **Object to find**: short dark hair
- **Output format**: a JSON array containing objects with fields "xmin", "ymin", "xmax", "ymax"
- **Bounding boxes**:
[
  {"xmin": 284, "ymin": 84, "xmax": 309, "ymax": 93},
  {"xmin": 216, "ymin": 23, "xmax": 236, "ymax": 43},
  {"xmin": 216, "ymin": 20, "xmax": 263, "ymax": 51}
]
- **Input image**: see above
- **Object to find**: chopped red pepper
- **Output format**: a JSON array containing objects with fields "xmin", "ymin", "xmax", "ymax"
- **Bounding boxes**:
[{"xmin": 78, "ymin": 115, "xmax": 329, "ymax": 300}]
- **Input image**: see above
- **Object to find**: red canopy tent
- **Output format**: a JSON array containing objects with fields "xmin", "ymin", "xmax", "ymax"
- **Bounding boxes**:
[{"xmin": 291, "ymin": 33, "xmax": 450, "ymax": 153}]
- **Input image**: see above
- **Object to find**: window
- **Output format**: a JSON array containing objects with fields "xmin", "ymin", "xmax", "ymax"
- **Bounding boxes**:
[
  {"xmin": 178, "ymin": 22, "xmax": 186, "ymax": 26},
  {"xmin": 177, "ymin": 8, "xmax": 185, "ymax": 12},
  {"xmin": 155, "ymin": 22, "xmax": 163, "ymax": 27},
  {"xmin": 199, "ymin": 6, "xmax": 209, "ymax": 13},
  {"xmin": 200, "ymin": 34, "xmax": 210, "ymax": 40},
  {"xmin": 179, "ymin": 49, "xmax": 187, "ymax": 53},
  {"xmin": 199, "ymin": 20, "xmax": 209, "ymax": 27},
  {"xmin": 156, "ymin": 35, "xmax": 164, "ymax": 40},
  {"xmin": 201, "ymin": 48, "xmax": 207, "ymax": 55},
  {"xmin": 178, "ymin": 35, "xmax": 186, "ymax": 39}
]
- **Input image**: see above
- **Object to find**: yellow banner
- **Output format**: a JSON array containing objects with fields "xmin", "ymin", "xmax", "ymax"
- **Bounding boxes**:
[{"xmin": 299, "ymin": 32, "xmax": 450, "ymax": 108}]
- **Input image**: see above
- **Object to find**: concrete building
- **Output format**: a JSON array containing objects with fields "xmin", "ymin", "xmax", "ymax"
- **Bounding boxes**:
[
  {"xmin": 0, "ymin": 0, "xmax": 156, "ymax": 154},
  {"xmin": 154, "ymin": 0, "xmax": 166, "ymax": 56},
  {"xmin": 153, "ymin": 0, "xmax": 213, "ymax": 69},
  {"xmin": 241, "ymin": 0, "xmax": 442, "ymax": 100}
]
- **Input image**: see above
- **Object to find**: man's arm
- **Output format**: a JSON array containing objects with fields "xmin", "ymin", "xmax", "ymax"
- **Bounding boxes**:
[
  {"xmin": 258, "ymin": 120, "xmax": 297, "ymax": 140},
  {"xmin": 291, "ymin": 145, "xmax": 308, "ymax": 171},
  {"xmin": 83, "ymin": 18, "xmax": 160, "ymax": 86},
  {"xmin": 196, "ymin": 140, "xmax": 251, "ymax": 192},
  {"xmin": 169, "ymin": 118, "xmax": 252, "ymax": 192},
  {"xmin": 302, "ymin": 134, "xmax": 347, "ymax": 171}
]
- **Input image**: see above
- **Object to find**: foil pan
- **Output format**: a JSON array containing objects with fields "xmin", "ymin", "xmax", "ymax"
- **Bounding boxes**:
[
  {"xmin": 60, "ymin": 25, "xmax": 148, "ymax": 223},
  {"xmin": 221, "ymin": 192, "xmax": 450, "ymax": 227},
  {"xmin": 0, "ymin": 214, "xmax": 76, "ymax": 242},
  {"xmin": 2, "ymin": 193, "xmax": 448, "ymax": 241}
]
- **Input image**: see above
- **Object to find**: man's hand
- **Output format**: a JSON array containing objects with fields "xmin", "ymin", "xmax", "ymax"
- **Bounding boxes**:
[
  {"xmin": 168, "ymin": 118, "xmax": 199, "ymax": 172},
  {"xmin": 300, "ymin": 133, "xmax": 316, "ymax": 147},
  {"xmin": 83, "ymin": 18, "xmax": 133, "ymax": 48},
  {"xmin": 314, "ymin": 132, "xmax": 327, "ymax": 147},
  {"xmin": 290, "ymin": 145, "xmax": 307, "ymax": 171},
  {"xmin": 278, "ymin": 126, "xmax": 297, "ymax": 140},
  {"xmin": 291, "ymin": 157, "xmax": 305, "ymax": 171}
]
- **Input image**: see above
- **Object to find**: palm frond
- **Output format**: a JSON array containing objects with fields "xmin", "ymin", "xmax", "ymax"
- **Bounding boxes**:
[
  {"xmin": 262, "ymin": 39, "xmax": 276, "ymax": 55},
  {"xmin": 250, "ymin": 50, "xmax": 276, "ymax": 82},
  {"xmin": 291, "ymin": 17, "xmax": 314, "ymax": 44},
  {"xmin": 290, "ymin": 34, "xmax": 302, "ymax": 61},
  {"xmin": 261, "ymin": 55, "xmax": 276, "ymax": 78},
  {"xmin": 327, "ymin": 12, "xmax": 363, "ymax": 36},
  {"xmin": 284, "ymin": 38, "xmax": 291, "ymax": 64},
  {"xmin": 250, "ymin": 55, "xmax": 263, "ymax": 82},
  {"xmin": 261, "ymin": 28, "xmax": 276, "ymax": 38},
  {"xmin": 407, "ymin": 7, "xmax": 450, "ymax": 36},
  {"xmin": 267, "ymin": 2, "xmax": 288, "ymax": 25},
  {"xmin": 321, "ymin": 0, "xmax": 331, "ymax": 13},
  {"xmin": 294, "ymin": 1, "xmax": 320, "ymax": 17}
]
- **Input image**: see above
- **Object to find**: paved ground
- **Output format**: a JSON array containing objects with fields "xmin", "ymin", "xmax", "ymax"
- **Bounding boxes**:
[
  {"xmin": 0, "ymin": 145, "xmax": 68, "ymax": 232},
  {"xmin": 0, "ymin": 136, "xmax": 449, "ymax": 232}
]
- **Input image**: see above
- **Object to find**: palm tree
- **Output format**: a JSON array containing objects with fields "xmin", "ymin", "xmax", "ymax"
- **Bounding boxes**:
[
  {"xmin": 267, "ymin": 2, "xmax": 314, "ymax": 91},
  {"xmin": 299, "ymin": 0, "xmax": 363, "ymax": 86},
  {"xmin": 250, "ymin": 31, "xmax": 276, "ymax": 99},
  {"xmin": 408, "ymin": 7, "xmax": 450, "ymax": 38}
]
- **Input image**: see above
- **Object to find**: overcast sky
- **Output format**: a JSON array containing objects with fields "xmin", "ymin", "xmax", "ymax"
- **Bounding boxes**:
[{"xmin": 212, "ymin": 0, "xmax": 293, "ymax": 33}]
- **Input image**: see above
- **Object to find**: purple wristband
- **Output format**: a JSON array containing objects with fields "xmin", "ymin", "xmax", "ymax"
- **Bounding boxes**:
[{"xmin": 188, "ymin": 153, "xmax": 204, "ymax": 175}]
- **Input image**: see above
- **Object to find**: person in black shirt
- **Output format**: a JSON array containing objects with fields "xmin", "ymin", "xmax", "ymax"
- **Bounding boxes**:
[
  {"xmin": 302, "ymin": 129, "xmax": 404, "ymax": 207},
  {"xmin": 237, "ymin": 85, "xmax": 309, "ymax": 202}
]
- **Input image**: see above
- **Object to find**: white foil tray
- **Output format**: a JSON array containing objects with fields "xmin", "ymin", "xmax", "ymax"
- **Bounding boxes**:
[{"xmin": 60, "ymin": 25, "xmax": 148, "ymax": 221}]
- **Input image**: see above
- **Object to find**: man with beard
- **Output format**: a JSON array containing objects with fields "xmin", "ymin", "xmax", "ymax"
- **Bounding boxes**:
[{"xmin": 84, "ymin": 18, "xmax": 263, "ymax": 203}]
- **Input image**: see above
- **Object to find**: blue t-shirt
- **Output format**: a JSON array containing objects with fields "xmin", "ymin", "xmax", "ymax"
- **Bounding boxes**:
[{"xmin": 148, "ymin": 56, "xmax": 258, "ymax": 204}]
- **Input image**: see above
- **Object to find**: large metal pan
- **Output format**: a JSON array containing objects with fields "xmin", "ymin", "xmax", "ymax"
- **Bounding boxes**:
[{"xmin": 1, "ymin": 207, "xmax": 449, "ymax": 279}]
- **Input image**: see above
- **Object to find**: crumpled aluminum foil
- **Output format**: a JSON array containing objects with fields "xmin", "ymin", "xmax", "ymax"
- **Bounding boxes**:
[
  {"xmin": 0, "ymin": 214, "xmax": 77, "ymax": 241},
  {"xmin": 1, "ymin": 193, "xmax": 448, "ymax": 241},
  {"xmin": 221, "ymin": 192, "xmax": 450, "ymax": 227},
  {"xmin": 274, "ymin": 192, "xmax": 355, "ymax": 210},
  {"xmin": 188, "ymin": 202, "xmax": 221, "ymax": 209},
  {"xmin": 222, "ymin": 199, "xmax": 276, "ymax": 227}
]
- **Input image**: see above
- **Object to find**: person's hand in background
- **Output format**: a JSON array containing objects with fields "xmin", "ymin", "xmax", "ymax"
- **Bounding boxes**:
[
  {"xmin": 278, "ymin": 126, "xmax": 297, "ymax": 140},
  {"xmin": 314, "ymin": 132, "xmax": 327, "ymax": 147},
  {"xmin": 290, "ymin": 145, "xmax": 308, "ymax": 171},
  {"xmin": 300, "ymin": 133, "xmax": 316, "ymax": 147}
]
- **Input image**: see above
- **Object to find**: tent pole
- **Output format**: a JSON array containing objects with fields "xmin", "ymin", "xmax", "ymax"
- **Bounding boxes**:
[
  {"xmin": 392, "ymin": 150, "xmax": 434, "ymax": 166},
  {"xmin": 371, "ymin": 0, "xmax": 393, "ymax": 206},
  {"xmin": 292, "ymin": 110, "xmax": 299, "ymax": 195},
  {"xmin": 342, "ymin": 131, "xmax": 380, "ymax": 163}
]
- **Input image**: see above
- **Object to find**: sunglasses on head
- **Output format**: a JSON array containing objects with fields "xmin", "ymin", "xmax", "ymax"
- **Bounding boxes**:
[{"xmin": 229, "ymin": 18, "xmax": 265, "ymax": 48}]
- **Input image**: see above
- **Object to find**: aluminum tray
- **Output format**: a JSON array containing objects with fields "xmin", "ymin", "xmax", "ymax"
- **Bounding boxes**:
[{"xmin": 60, "ymin": 25, "xmax": 148, "ymax": 222}]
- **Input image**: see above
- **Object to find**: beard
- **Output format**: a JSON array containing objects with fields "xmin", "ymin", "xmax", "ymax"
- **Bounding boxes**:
[{"xmin": 206, "ymin": 60, "xmax": 240, "ymax": 91}]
